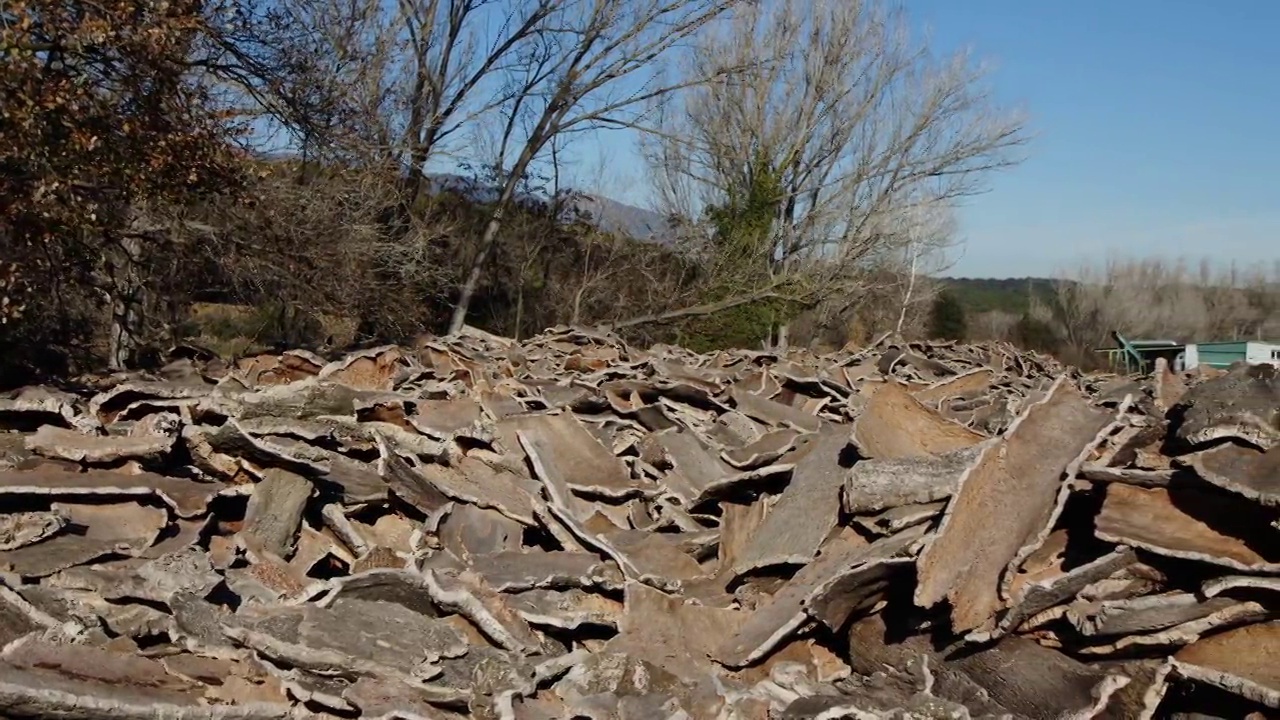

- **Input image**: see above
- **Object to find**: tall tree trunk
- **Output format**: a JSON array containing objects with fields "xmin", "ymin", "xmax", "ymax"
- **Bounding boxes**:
[
  {"xmin": 775, "ymin": 322, "xmax": 790, "ymax": 350},
  {"xmin": 106, "ymin": 233, "xmax": 146, "ymax": 371},
  {"xmin": 447, "ymin": 133, "xmax": 545, "ymax": 334},
  {"xmin": 449, "ymin": 212, "xmax": 505, "ymax": 335}
]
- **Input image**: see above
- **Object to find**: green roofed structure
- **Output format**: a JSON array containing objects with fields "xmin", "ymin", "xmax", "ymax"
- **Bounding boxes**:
[{"xmin": 1096, "ymin": 332, "xmax": 1280, "ymax": 374}]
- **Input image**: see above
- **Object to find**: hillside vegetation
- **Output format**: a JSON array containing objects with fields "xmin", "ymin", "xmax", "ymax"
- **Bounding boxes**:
[
  {"xmin": 3, "ymin": 0, "xmax": 1275, "ymax": 385},
  {"xmin": 1, "ymin": 0, "xmax": 1032, "ymax": 383},
  {"xmin": 935, "ymin": 262, "xmax": 1280, "ymax": 369}
]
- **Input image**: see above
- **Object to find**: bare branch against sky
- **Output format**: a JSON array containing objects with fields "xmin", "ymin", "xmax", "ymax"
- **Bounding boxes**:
[
  {"xmin": 639, "ymin": 0, "xmax": 1027, "ymax": 338},
  {"xmin": 446, "ymin": 0, "xmax": 742, "ymax": 334}
]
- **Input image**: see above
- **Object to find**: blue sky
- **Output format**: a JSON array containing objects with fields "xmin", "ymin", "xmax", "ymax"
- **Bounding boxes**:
[
  {"xmin": 572, "ymin": 0, "xmax": 1280, "ymax": 279},
  {"xmin": 913, "ymin": 0, "xmax": 1280, "ymax": 278}
]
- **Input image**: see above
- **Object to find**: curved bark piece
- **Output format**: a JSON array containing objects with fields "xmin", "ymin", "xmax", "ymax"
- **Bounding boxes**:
[
  {"xmin": 1173, "ymin": 362, "xmax": 1280, "ymax": 450},
  {"xmin": 508, "ymin": 413, "xmax": 646, "ymax": 500},
  {"xmin": 316, "ymin": 346, "xmax": 410, "ymax": 391},
  {"xmin": 731, "ymin": 426, "xmax": 855, "ymax": 576},
  {"xmin": 0, "ymin": 467, "xmax": 227, "ymax": 518},
  {"xmin": 1189, "ymin": 442, "xmax": 1280, "ymax": 506},
  {"xmin": 1172, "ymin": 620, "xmax": 1280, "ymax": 709},
  {"xmin": 916, "ymin": 377, "xmax": 1113, "ymax": 632},
  {"xmin": 1094, "ymin": 484, "xmax": 1280, "ymax": 573},
  {"xmin": 912, "ymin": 367, "xmax": 996, "ymax": 407},
  {"xmin": 714, "ymin": 526, "xmax": 924, "ymax": 669},
  {"xmin": 851, "ymin": 381, "xmax": 985, "ymax": 460}
]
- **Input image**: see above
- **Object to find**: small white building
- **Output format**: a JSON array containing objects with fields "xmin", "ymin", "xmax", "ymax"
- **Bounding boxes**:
[{"xmin": 1182, "ymin": 341, "xmax": 1280, "ymax": 370}]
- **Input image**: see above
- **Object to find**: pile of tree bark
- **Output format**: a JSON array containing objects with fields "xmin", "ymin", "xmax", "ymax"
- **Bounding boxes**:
[{"xmin": 0, "ymin": 328, "xmax": 1275, "ymax": 719}]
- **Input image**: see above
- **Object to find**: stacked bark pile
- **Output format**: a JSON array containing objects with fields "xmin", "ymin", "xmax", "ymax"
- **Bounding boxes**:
[{"xmin": 0, "ymin": 327, "xmax": 1275, "ymax": 719}]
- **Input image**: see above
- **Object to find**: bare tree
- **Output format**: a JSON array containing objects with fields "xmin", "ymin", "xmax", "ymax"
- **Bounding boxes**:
[
  {"xmin": 214, "ymin": 0, "xmax": 562, "ymax": 173},
  {"xmin": 1049, "ymin": 255, "xmax": 1280, "ymax": 363},
  {"xmin": 888, "ymin": 198, "xmax": 956, "ymax": 335},
  {"xmin": 445, "ymin": 0, "xmax": 741, "ymax": 334},
  {"xmin": 643, "ymin": 0, "xmax": 1027, "ymax": 344}
]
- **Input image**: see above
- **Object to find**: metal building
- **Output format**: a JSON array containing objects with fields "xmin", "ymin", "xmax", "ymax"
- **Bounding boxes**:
[
  {"xmin": 1096, "ymin": 332, "xmax": 1280, "ymax": 373},
  {"xmin": 1183, "ymin": 340, "xmax": 1280, "ymax": 369}
]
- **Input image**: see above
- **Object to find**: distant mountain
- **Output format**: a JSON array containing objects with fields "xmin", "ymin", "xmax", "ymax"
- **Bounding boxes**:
[
  {"xmin": 570, "ymin": 192, "xmax": 675, "ymax": 245},
  {"xmin": 248, "ymin": 154, "xmax": 678, "ymax": 246},
  {"xmin": 425, "ymin": 173, "xmax": 674, "ymax": 245}
]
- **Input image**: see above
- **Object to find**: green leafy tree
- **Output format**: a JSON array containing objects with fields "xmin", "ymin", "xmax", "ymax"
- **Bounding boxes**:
[
  {"xmin": 1013, "ymin": 314, "xmax": 1061, "ymax": 353},
  {"xmin": 928, "ymin": 291, "xmax": 968, "ymax": 341},
  {"xmin": 680, "ymin": 153, "xmax": 800, "ymax": 351},
  {"xmin": 1, "ymin": 0, "xmax": 246, "ymax": 373}
]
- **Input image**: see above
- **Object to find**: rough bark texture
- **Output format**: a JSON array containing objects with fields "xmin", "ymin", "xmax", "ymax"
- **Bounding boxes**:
[{"xmin": 0, "ymin": 330, "xmax": 1273, "ymax": 718}]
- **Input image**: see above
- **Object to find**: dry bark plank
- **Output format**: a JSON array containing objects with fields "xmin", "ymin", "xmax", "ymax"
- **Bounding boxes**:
[
  {"xmin": 0, "ymin": 510, "xmax": 67, "ymax": 551},
  {"xmin": 213, "ymin": 376, "xmax": 364, "ymax": 421},
  {"xmin": 912, "ymin": 367, "xmax": 997, "ymax": 406},
  {"xmin": 409, "ymin": 397, "xmax": 486, "ymax": 436},
  {"xmin": 606, "ymin": 581, "xmax": 745, "ymax": 680},
  {"xmin": 1203, "ymin": 575, "xmax": 1280, "ymax": 599},
  {"xmin": 1152, "ymin": 357, "xmax": 1189, "ymax": 412},
  {"xmin": 721, "ymin": 428, "xmax": 801, "ymax": 469},
  {"xmin": 1173, "ymin": 620, "xmax": 1280, "ymax": 709},
  {"xmin": 915, "ymin": 377, "xmax": 1114, "ymax": 633},
  {"xmin": 24, "ymin": 424, "xmax": 175, "ymax": 463},
  {"xmin": 437, "ymin": 503, "xmax": 523, "ymax": 560},
  {"xmin": 586, "ymin": 520, "xmax": 707, "ymax": 589},
  {"xmin": 950, "ymin": 635, "xmax": 1133, "ymax": 720},
  {"xmin": 850, "ymin": 380, "xmax": 986, "ymax": 460},
  {"xmin": 644, "ymin": 426, "xmax": 782, "ymax": 506},
  {"xmin": 468, "ymin": 550, "xmax": 624, "ymax": 593},
  {"xmin": 0, "ymin": 643, "xmax": 297, "ymax": 719},
  {"xmin": 843, "ymin": 612, "xmax": 1013, "ymax": 717},
  {"xmin": 728, "ymin": 385, "xmax": 822, "ymax": 433},
  {"xmin": 0, "ymin": 467, "xmax": 227, "ymax": 517},
  {"xmin": 842, "ymin": 442, "xmax": 989, "ymax": 515},
  {"xmin": 1078, "ymin": 464, "xmax": 1176, "ymax": 487},
  {"xmin": 1094, "ymin": 483, "xmax": 1280, "ymax": 573},
  {"xmin": 1000, "ymin": 395, "xmax": 1128, "ymax": 603},
  {"xmin": 851, "ymin": 501, "xmax": 946, "ymax": 536},
  {"xmin": 196, "ymin": 420, "xmax": 328, "ymax": 477},
  {"xmin": 1189, "ymin": 443, "xmax": 1280, "ymax": 506},
  {"xmin": 731, "ymin": 426, "xmax": 855, "ymax": 576},
  {"xmin": 715, "ymin": 497, "xmax": 770, "ymax": 577},
  {"xmin": 226, "ymin": 601, "xmax": 467, "ymax": 685},
  {"xmin": 506, "ymin": 588, "xmax": 622, "ymax": 630},
  {"xmin": 90, "ymin": 378, "xmax": 210, "ymax": 419},
  {"xmin": 714, "ymin": 527, "xmax": 924, "ymax": 669},
  {"xmin": 49, "ymin": 548, "xmax": 221, "ymax": 604},
  {"xmin": 239, "ymin": 468, "xmax": 311, "ymax": 557},
  {"xmin": 507, "ymin": 412, "xmax": 645, "ymax": 499},
  {"xmin": 421, "ymin": 568, "xmax": 547, "ymax": 655},
  {"xmin": 981, "ymin": 547, "xmax": 1140, "ymax": 641},
  {"xmin": 1075, "ymin": 600, "xmax": 1269, "ymax": 656},
  {"xmin": 1067, "ymin": 592, "xmax": 1245, "ymax": 637},
  {"xmin": 317, "ymin": 345, "xmax": 408, "ymax": 391},
  {"xmin": 321, "ymin": 569, "xmax": 443, "ymax": 617},
  {"xmin": 517, "ymin": 428, "xmax": 668, "ymax": 588},
  {"xmin": 0, "ymin": 502, "xmax": 168, "ymax": 578},
  {"xmin": 0, "ymin": 386, "xmax": 87, "ymax": 432},
  {"xmin": 1173, "ymin": 362, "xmax": 1280, "ymax": 450},
  {"xmin": 803, "ymin": 557, "xmax": 914, "ymax": 632},
  {"xmin": 302, "ymin": 596, "xmax": 470, "ymax": 668},
  {"xmin": 373, "ymin": 434, "xmax": 454, "ymax": 516},
  {"xmin": 261, "ymin": 436, "xmax": 386, "ymax": 504}
]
